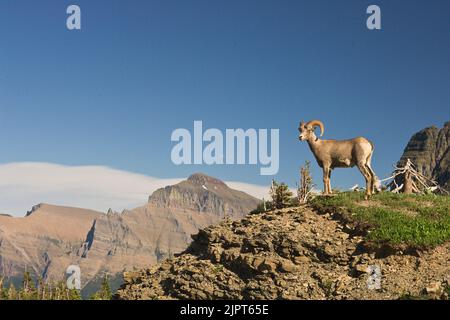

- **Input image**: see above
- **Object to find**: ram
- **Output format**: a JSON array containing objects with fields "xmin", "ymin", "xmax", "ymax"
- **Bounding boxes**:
[{"xmin": 298, "ymin": 120, "xmax": 377, "ymax": 199}]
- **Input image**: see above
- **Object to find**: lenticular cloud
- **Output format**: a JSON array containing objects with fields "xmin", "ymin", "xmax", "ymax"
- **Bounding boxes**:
[{"xmin": 0, "ymin": 162, "xmax": 268, "ymax": 216}]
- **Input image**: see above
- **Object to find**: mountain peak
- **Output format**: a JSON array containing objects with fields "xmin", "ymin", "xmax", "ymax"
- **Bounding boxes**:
[
  {"xmin": 25, "ymin": 203, "xmax": 44, "ymax": 217},
  {"xmin": 148, "ymin": 173, "xmax": 260, "ymax": 217},
  {"xmin": 397, "ymin": 121, "xmax": 450, "ymax": 191},
  {"xmin": 187, "ymin": 173, "xmax": 227, "ymax": 187}
]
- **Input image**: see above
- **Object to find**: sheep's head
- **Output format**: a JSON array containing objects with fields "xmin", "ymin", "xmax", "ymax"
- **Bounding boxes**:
[{"xmin": 298, "ymin": 120, "xmax": 324, "ymax": 141}]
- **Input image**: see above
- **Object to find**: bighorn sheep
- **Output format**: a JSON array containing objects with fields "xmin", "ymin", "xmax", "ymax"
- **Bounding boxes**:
[{"xmin": 298, "ymin": 120, "xmax": 377, "ymax": 199}]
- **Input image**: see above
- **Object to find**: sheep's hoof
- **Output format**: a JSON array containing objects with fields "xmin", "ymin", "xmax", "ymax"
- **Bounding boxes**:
[{"xmin": 322, "ymin": 193, "xmax": 336, "ymax": 197}]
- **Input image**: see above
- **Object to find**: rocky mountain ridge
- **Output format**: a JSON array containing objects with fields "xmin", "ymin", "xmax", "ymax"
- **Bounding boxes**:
[{"xmin": 116, "ymin": 205, "xmax": 449, "ymax": 300}]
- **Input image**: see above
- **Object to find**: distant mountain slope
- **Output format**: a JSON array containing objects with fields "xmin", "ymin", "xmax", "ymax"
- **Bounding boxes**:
[
  {"xmin": 0, "ymin": 173, "xmax": 260, "ymax": 296},
  {"xmin": 397, "ymin": 121, "xmax": 449, "ymax": 190},
  {"xmin": 0, "ymin": 204, "xmax": 103, "ymax": 290}
]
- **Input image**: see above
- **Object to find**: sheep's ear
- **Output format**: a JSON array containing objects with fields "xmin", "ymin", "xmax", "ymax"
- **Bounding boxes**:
[{"xmin": 298, "ymin": 121, "xmax": 304, "ymax": 131}]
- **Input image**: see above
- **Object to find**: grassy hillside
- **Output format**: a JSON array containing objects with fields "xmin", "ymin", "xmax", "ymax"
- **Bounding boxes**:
[{"xmin": 311, "ymin": 192, "xmax": 450, "ymax": 248}]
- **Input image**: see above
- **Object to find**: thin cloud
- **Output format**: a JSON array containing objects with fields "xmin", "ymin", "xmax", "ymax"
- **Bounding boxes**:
[{"xmin": 0, "ymin": 162, "xmax": 269, "ymax": 217}]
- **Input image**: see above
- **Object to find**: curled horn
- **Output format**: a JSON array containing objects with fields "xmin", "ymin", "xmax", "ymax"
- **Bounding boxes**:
[{"xmin": 307, "ymin": 120, "xmax": 324, "ymax": 137}]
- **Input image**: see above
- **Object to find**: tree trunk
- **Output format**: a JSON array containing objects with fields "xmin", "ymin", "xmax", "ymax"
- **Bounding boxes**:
[{"xmin": 402, "ymin": 171, "xmax": 414, "ymax": 194}]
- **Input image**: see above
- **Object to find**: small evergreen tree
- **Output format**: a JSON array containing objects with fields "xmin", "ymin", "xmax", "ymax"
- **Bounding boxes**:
[
  {"xmin": 250, "ymin": 198, "xmax": 273, "ymax": 214},
  {"xmin": 36, "ymin": 276, "xmax": 47, "ymax": 300},
  {"xmin": 7, "ymin": 283, "xmax": 17, "ymax": 300},
  {"xmin": 269, "ymin": 180, "xmax": 293, "ymax": 209},
  {"xmin": 20, "ymin": 271, "xmax": 38, "ymax": 300},
  {"xmin": 52, "ymin": 280, "xmax": 67, "ymax": 300},
  {"xmin": 90, "ymin": 273, "xmax": 112, "ymax": 300},
  {"xmin": 68, "ymin": 288, "xmax": 82, "ymax": 300},
  {"xmin": 0, "ymin": 276, "xmax": 6, "ymax": 300},
  {"xmin": 0, "ymin": 274, "xmax": 82, "ymax": 300}
]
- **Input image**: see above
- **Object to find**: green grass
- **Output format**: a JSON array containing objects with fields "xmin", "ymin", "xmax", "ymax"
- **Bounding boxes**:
[{"xmin": 310, "ymin": 192, "xmax": 450, "ymax": 247}]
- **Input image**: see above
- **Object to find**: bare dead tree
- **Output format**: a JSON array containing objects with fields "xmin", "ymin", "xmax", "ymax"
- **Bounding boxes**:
[
  {"xmin": 297, "ymin": 161, "xmax": 315, "ymax": 204},
  {"xmin": 382, "ymin": 159, "xmax": 448, "ymax": 194}
]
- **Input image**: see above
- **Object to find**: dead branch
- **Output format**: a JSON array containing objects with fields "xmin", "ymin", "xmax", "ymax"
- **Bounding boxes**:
[{"xmin": 382, "ymin": 158, "xmax": 448, "ymax": 195}]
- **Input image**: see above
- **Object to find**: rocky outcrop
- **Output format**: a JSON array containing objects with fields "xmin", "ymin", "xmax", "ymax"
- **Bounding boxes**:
[
  {"xmin": 397, "ymin": 122, "xmax": 450, "ymax": 190},
  {"xmin": 116, "ymin": 206, "xmax": 449, "ymax": 300},
  {"xmin": 0, "ymin": 173, "xmax": 260, "ymax": 297}
]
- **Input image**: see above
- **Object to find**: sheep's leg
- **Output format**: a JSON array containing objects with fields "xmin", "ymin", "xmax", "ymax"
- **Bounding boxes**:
[
  {"xmin": 323, "ymin": 167, "xmax": 331, "ymax": 195},
  {"xmin": 322, "ymin": 169, "xmax": 327, "ymax": 194},
  {"xmin": 357, "ymin": 162, "xmax": 372, "ymax": 199},
  {"xmin": 365, "ymin": 152, "xmax": 377, "ymax": 194},
  {"xmin": 327, "ymin": 169, "xmax": 332, "ymax": 194},
  {"xmin": 365, "ymin": 164, "xmax": 376, "ymax": 194}
]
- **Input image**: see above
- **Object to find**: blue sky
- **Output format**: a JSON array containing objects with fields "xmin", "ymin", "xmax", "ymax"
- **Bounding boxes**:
[{"xmin": 0, "ymin": 0, "xmax": 449, "ymax": 196}]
